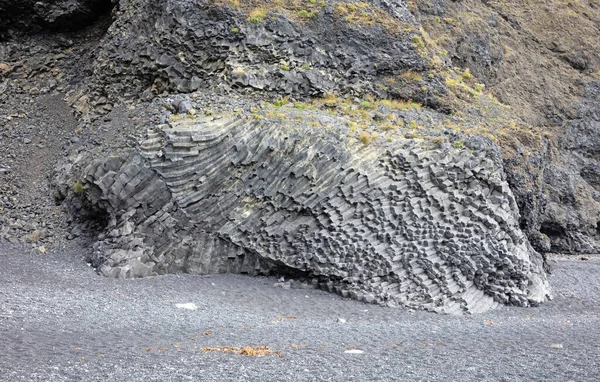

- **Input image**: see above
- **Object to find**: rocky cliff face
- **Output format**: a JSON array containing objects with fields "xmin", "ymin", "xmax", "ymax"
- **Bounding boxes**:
[
  {"xmin": 412, "ymin": 0, "xmax": 600, "ymax": 254},
  {"xmin": 63, "ymin": 0, "xmax": 600, "ymax": 256},
  {"xmin": 83, "ymin": 0, "xmax": 447, "ymax": 109},
  {"xmin": 55, "ymin": 109, "xmax": 550, "ymax": 314},
  {"xmin": 4, "ymin": 0, "xmax": 600, "ymax": 313}
]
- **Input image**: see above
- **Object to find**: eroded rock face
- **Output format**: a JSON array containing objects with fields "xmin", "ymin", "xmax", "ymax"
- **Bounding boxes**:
[
  {"xmin": 542, "ymin": 82, "xmax": 600, "ymax": 253},
  {"xmin": 58, "ymin": 114, "xmax": 551, "ymax": 314},
  {"xmin": 86, "ymin": 0, "xmax": 446, "ymax": 109}
]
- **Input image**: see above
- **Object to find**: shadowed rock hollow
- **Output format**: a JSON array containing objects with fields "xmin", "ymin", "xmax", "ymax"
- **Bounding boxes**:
[
  {"xmin": 56, "ymin": 112, "xmax": 551, "ymax": 314},
  {"xmin": 0, "ymin": 0, "xmax": 115, "ymax": 35}
]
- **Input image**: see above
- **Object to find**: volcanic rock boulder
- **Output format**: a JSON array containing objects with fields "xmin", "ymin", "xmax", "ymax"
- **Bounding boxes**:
[{"xmin": 59, "ymin": 114, "xmax": 551, "ymax": 314}]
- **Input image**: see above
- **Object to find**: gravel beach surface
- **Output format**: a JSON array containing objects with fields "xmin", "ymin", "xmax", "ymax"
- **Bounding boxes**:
[{"xmin": 1, "ymin": 243, "xmax": 599, "ymax": 382}]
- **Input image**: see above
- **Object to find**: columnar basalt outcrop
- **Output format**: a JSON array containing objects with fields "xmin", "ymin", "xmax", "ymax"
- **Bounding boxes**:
[
  {"xmin": 84, "ymin": 0, "xmax": 446, "ymax": 109},
  {"xmin": 34, "ymin": 0, "xmax": 597, "ymax": 255},
  {"xmin": 58, "ymin": 114, "xmax": 551, "ymax": 314}
]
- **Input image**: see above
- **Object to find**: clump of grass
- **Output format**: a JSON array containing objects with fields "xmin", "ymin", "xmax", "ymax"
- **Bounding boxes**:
[
  {"xmin": 231, "ymin": 27, "xmax": 240, "ymax": 33},
  {"xmin": 400, "ymin": 70, "xmax": 423, "ymax": 82},
  {"xmin": 380, "ymin": 122, "xmax": 396, "ymax": 131},
  {"xmin": 454, "ymin": 140, "xmax": 465, "ymax": 149},
  {"xmin": 446, "ymin": 78, "xmax": 460, "ymax": 87},
  {"xmin": 73, "ymin": 182, "xmax": 84, "ymax": 193},
  {"xmin": 445, "ymin": 72, "xmax": 484, "ymax": 97},
  {"xmin": 333, "ymin": 1, "xmax": 410, "ymax": 34},
  {"xmin": 301, "ymin": 63, "xmax": 311, "ymax": 70},
  {"xmin": 298, "ymin": 9, "xmax": 316, "ymax": 18},
  {"xmin": 264, "ymin": 109, "xmax": 281, "ymax": 118},
  {"xmin": 273, "ymin": 96, "xmax": 289, "ymax": 107},
  {"xmin": 412, "ymin": 35, "xmax": 425, "ymax": 49},
  {"xmin": 431, "ymin": 136, "xmax": 444, "ymax": 147},
  {"xmin": 359, "ymin": 100, "xmax": 373, "ymax": 109},
  {"xmin": 247, "ymin": 8, "xmax": 267, "ymax": 23},
  {"xmin": 461, "ymin": 68, "xmax": 473, "ymax": 80},
  {"xmin": 358, "ymin": 131, "xmax": 372, "ymax": 145},
  {"xmin": 319, "ymin": 92, "xmax": 340, "ymax": 107},
  {"xmin": 280, "ymin": 64, "xmax": 290, "ymax": 71},
  {"xmin": 294, "ymin": 102, "xmax": 313, "ymax": 110}
]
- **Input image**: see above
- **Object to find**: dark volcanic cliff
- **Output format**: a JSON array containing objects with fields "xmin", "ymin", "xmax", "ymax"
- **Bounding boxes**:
[
  {"xmin": 77, "ymin": 0, "xmax": 600, "ymax": 254},
  {"xmin": 2, "ymin": 0, "xmax": 600, "ymax": 312}
]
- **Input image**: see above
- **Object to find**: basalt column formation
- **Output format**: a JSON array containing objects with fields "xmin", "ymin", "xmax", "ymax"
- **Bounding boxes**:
[{"xmin": 62, "ymin": 115, "xmax": 551, "ymax": 314}]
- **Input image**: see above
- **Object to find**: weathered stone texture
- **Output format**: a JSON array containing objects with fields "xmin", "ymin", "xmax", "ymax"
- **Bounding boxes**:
[
  {"xmin": 85, "ymin": 0, "xmax": 446, "ymax": 109},
  {"xmin": 63, "ymin": 115, "xmax": 550, "ymax": 314}
]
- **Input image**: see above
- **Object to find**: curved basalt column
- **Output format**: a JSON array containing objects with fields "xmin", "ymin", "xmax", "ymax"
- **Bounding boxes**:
[{"xmin": 67, "ymin": 115, "xmax": 550, "ymax": 314}]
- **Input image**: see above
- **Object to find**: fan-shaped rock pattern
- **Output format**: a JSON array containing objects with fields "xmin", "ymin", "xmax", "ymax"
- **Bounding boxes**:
[{"xmin": 71, "ymin": 115, "xmax": 550, "ymax": 314}]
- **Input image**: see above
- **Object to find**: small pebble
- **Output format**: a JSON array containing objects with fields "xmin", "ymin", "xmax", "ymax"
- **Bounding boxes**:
[
  {"xmin": 344, "ymin": 349, "xmax": 364, "ymax": 354},
  {"xmin": 175, "ymin": 303, "xmax": 198, "ymax": 311}
]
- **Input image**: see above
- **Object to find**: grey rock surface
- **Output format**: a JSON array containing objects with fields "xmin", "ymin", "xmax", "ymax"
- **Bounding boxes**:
[
  {"xmin": 0, "ymin": 243, "xmax": 598, "ymax": 382},
  {"xmin": 412, "ymin": 0, "xmax": 600, "ymax": 256},
  {"xmin": 541, "ymin": 81, "xmax": 600, "ymax": 253},
  {"xmin": 56, "ymin": 113, "xmax": 551, "ymax": 313},
  {"xmin": 83, "ymin": 0, "xmax": 446, "ymax": 109},
  {"xmin": 59, "ymin": 0, "xmax": 597, "ymax": 257},
  {"xmin": 2, "ymin": 0, "xmax": 589, "ymax": 257}
]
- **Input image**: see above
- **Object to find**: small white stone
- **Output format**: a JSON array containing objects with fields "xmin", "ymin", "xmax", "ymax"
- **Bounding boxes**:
[
  {"xmin": 344, "ymin": 349, "xmax": 364, "ymax": 354},
  {"xmin": 175, "ymin": 303, "xmax": 198, "ymax": 311},
  {"xmin": 550, "ymin": 344, "xmax": 563, "ymax": 349},
  {"xmin": 338, "ymin": 318, "xmax": 346, "ymax": 323}
]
